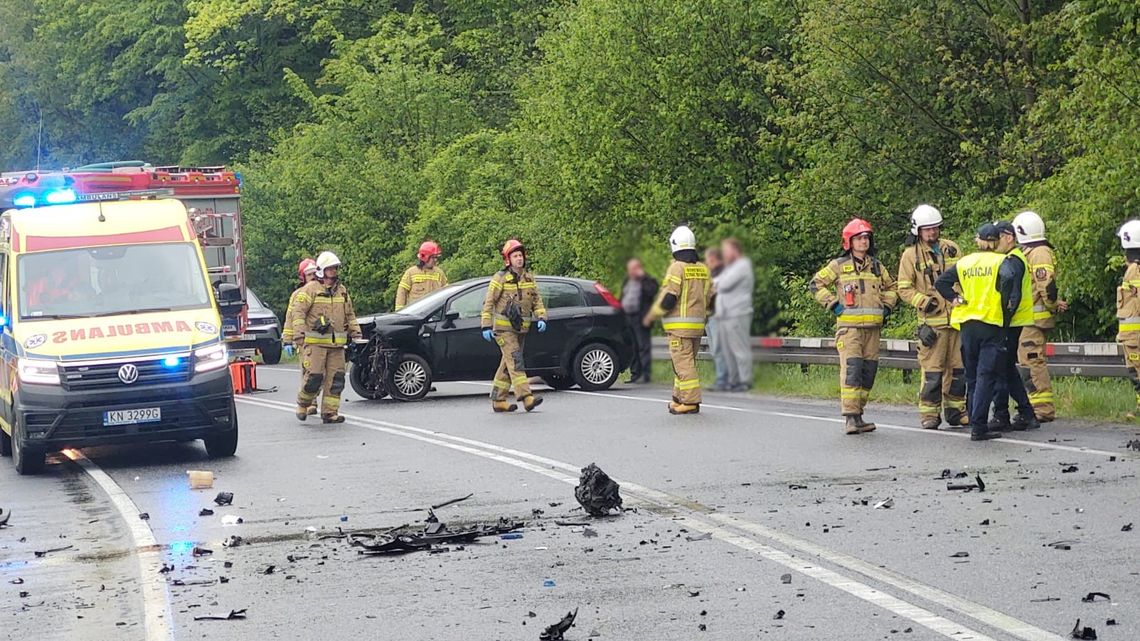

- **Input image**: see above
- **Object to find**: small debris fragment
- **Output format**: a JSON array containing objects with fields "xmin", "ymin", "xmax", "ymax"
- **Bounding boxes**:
[
  {"xmin": 1125, "ymin": 439, "xmax": 1140, "ymax": 451},
  {"xmin": 1082, "ymin": 592, "xmax": 1111, "ymax": 603},
  {"xmin": 193, "ymin": 609, "xmax": 247, "ymax": 621},
  {"xmin": 187, "ymin": 470, "xmax": 214, "ymax": 489},
  {"xmin": 1106, "ymin": 619, "xmax": 1117, "ymax": 626},
  {"xmin": 1122, "ymin": 523, "xmax": 1133, "ymax": 532},
  {"xmin": 33, "ymin": 545, "xmax": 73, "ymax": 558},
  {"xmin": 9, "ymin": 578, "xmax": 24, "ymax": 585},
  {"xmin": 539, "ymin": 608, "xmax": 578, "ymax": 641},
  {"xmin": 191, "ymin": 547, "xmax": 213, "ymax": 557},
  {"xmin": 781, "ymin": 574, "xmax": 792, "ymax": 584},
  {"xmin": 199, "ymin": 508, "xmax": 214, "ymax": 517},
  {"xmin": 688, "ymin": 589, "xmax": 700, "ymax": 598},
  {"xmin": 980, "ymin": 519, "xmax": 991, "ymax": 526},
  {"xmin": 582, "ymin": 528, "xmax": 598, "ymax": 538},
  {"xmin": 430, "ymin": 493, "xmax": 473, "ymax": 510},
  {"xmin": 159, "ymin": 564, "xmax": 174, "ymax": 574},
  {"xmin": 1061, "ymin": 465, "xmax": 1079, "ymax": 474},
  {"xmin": 950, "ymin": 552, "xmax": 970, "ymax": 558},
  {"xmin": 501, "ymin": 533, "xmax": 524, "ymax": 540},
  {"xmin": 139, "ymin": 513, "xmax": 150, "ymax": 520},
  {"xmin": 874, "ymin": 498, "xmax": 894, "ymax": 510},
  {"xmin": 788, "ymin": 483, "xmax": 808, "ymax": 490},
  {"xmin": 221, "ymin": 515, "xmax": 243, "ymax": 526},
  {"xmin": 213, "ymin": 492, "xmax": 234, "ymax": 506},
  {"xmin": 685, "ymin": 532, "xmax": 712, "ymax": 542},
  {"xmin": 262, "ymin": 565, "xmax": 276, "ymax": 575},
  {"xmin": 575, "ymin": 464, "xmax": 622, "ymax": 517},
  {"xmin": 1046, "ymin": 541, "xmax": 1075, "ymax": 551},
  {"xmin": 1070, "ymin": 618, "xmax": 1097, "ymax": 639},
  {"xmin": 0, "ymin": 508, "xmax": 10, "ymax": 527},
  {"xmin": 698, "ymin": 624, "xmax": 707, "ymax": 632},
  {"xmin": 773, "ymin": 610, "xmax": 785, "ymax": 620},
  {"xmin": 222, "ymin": 536, "xmax": 243, "ymax": 548}
]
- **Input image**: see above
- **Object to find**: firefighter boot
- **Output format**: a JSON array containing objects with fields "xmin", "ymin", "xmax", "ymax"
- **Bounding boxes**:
[
  {"xmin": 668, "ymin": 402, "xmax": 700, "ymax": 415},
  {"xmin": 523, "ymin": 395, "xmax": 544, "ymax": 412},
  {"xmin": 921, "ymin": 417, "xmax": 941, "ymax": 430},
  {"xmin": 856, "ymin": 415, "xmax": 876, "ymax": 433},
  {"xmin": 308, "ymin": 406, "xmax": 318, "ymax": 416},
  {"xmin": 295, "ymin": 405, "xmax": 310, "ymax": 421},
  {"xmin": 844, "ymin": 416, "xmax": 860, "ymax": 435},
  {"xmin": 322, "ymin": 415, "xmax": 346, "ymax": 424},
  {"xmin": 492, "ymin": 401, "xmax": 518, "ymax": 413}
]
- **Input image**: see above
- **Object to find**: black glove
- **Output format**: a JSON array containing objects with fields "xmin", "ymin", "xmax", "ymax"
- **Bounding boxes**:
[
  {"xmin": 882, "ymin": 306, "xmax": 893, "ymax": 324},
  {"xmin": 916, "ymin": 324, "xmax": 937, "ymax": 348},
  {"xmin": 922, "ymin": 296, "xmax": 940, "ymax": 314}
]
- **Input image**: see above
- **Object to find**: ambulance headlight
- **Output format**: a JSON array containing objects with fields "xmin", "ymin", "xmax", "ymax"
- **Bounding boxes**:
[
  {"xmin": 18, "ymin": 358, "xmax": 60, "ymax": 385},
  {"xmin": 194, "ymin": 343, "xmax": 228, "ymax": 373},
  {"xmin": 44, "ymin": 188, "xmax": 77, "ymax": 204}
]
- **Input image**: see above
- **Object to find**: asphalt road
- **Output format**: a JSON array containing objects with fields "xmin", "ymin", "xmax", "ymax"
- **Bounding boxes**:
[{"xmin": 2, "ymin": 365, "xmax": 1139, "ymax": 641}]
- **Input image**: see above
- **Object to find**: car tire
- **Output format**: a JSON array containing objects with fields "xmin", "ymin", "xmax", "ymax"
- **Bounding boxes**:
[
  {"xmin": 571, "ymin": 342, "xmax": 619, "ymax": 391},
  {"xmin": 542, "ymin": 374, "xmax": 575, "ymax": 391},
  {"xmin": 349, "ymin": 361, "xmax": 389, "ymax": 400},
  {"xmin": 260, "ymin": 340, "xmax": 282, "ymax": 365},
  {"xmin": 204, "ymin": 410, "xmax": 239, "ymax": 458},
  {"xmin": 387, "ymin": 353, "xmax": 432, "ymax": 401},
  {"xmin": 12, "ymin": 421, "xmax": 45, "ymax": 475},
  {"xmin": 0, "ymin": 426, "xmax": 11, "ymax": 457}
]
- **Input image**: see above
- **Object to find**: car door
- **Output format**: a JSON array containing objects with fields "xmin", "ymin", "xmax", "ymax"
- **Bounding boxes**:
[
  {"xmin": 435, "ymin": 283, "xmax": 501, "ymax": 379},
  {"xmin": 525, "ymin": 280, "xmax": 591, "ymax": 370}
]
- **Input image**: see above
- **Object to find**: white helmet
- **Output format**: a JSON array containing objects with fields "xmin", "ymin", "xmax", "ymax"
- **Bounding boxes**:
[
  {"xmin": 1120, "ymin": 220, "xmax": 1140, "ymax": 249},
  {"xmin": 1012, "ymin": 210, "xmax": 1045, "ymax": 243},
  {"xmin": 909, "ymin": 204, "xmax": 943, "ymax": 235},
  {"xmin": 669, "ymin": 225, "xmax": 697, "ymax": 252},
  {"xmin": 315, "ymin": 251, "xmax": 342, "ymax": 277}
]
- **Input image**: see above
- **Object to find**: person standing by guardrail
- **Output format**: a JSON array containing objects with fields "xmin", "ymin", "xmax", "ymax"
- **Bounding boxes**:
[
  {"xmin": 1010, "ymin": 211, "xmax": 1064, "ymax": 422},
  {"xmin": 898, "ymin": 205, "xmax": 968, "ymax": 430},
  {"xmin": 1115, "ymin": 220, "xmax": 1140, "ymax": 418},
  {"xmin": 714, "ymin": 238, "xmax": 755, "ymax": 392},
  {"xmin": 704, "ymin": 246, "xmax": 729, "ymax": 391},
  {"xmin": 644, "ymin": 226, "xmax": 713, "ymax": 415},
  {"xmin": 620, "ymin": 258, "xmax": 659, "ymax": 384},
  {"xmin": 811, "ymin": 218, "xmax": 898, "ymax": 435}
]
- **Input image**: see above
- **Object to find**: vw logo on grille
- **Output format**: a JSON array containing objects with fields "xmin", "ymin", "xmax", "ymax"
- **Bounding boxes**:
[{"xmin": 117, "ymin": 364, "xmax": 139, "ymax": 385}]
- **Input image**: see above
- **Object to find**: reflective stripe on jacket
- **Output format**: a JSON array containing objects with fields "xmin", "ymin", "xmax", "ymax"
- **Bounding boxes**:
[
  {"xmin": 647, "ymin": 260, "xmax": 713, "ymax": 337},
  {"xmin": 811, "ymin": 255, "xmax": 898, "ymax": 328},
  {"xmin": 480, "ymin": 269, "xmax": 547, "ymax": 333},
  {"xmin": 897, "ymin": 240, "xmax": 961, "ymax": 328},
  {"xmin": 395, "ymin": 265, "xmax": 448, "ymax": 311},
  {"xmin": 289, "ymin": 280, "xmax": 362, "ymax": 347},
  {"xmin": 1117, "ymin": 262, "xmax": 1140, "ymax": 336}
]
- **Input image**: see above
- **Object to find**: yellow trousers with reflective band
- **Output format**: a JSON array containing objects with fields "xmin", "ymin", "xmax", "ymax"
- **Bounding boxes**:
[
  {"xmin": 491, "ymin": 332, "xmax": 531, "ymax": 402},
  {"xmin": 298, "ymin": 345, "xmax": 347, "ymax": 418},
  {"xmin": 916, "ymin": 327, "xmax": 967, "ymax": 423},
  {"xmin": 1120, "ymin": 331, "xmax": 1140, "ymax": 409},
  {"xmin": 668, "ymin": 334, "xmax": 701, "ymax": 405},
  {"xmin": 837, "ymin": 327, "xmax": 880, "ymax": 416},
  {"xmin": 1016, "ymin": 326, "xmax": 1055, "ymax": 420}
]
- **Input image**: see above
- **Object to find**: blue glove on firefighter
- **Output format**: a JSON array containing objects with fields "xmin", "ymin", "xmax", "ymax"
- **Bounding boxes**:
[
  {"xmin": 482, "ymin": 329, "xmax": 494, "ymax": 343},
  {"xmin": 284, "ymin": 344, "xmax": 295, "ymax": 357},
  {"xmin": 536, "ymin": 320, "xmax": 547, "ymax": 333},
  {"xmin": 831, "ymin": 302, "xmax": 845, "ymax": 316}
]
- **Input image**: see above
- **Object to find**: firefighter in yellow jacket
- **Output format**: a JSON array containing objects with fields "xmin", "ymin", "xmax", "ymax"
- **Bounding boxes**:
[
  {"xmin": 481, "ymin": 239, "xmax": 548, "ymax": 413},
  {"xmin": 643, "ymin": 226, "xmax": 714, "ymax": 415},
  {"xmin": 897, "ymin": 205, "xmax": 967, "ymax": 429},
  {"xmin": 290, "ymin": 251, "xmax": 362, "ymax": 423},
  {"xmin": 1117, "ymin": 220, "xmax": 1140, "ymax": 418},
  {"xmin": 282, "ymin": 257, "xmax": 319, "ymax": 415},
  {"xmin": 395, "ymin": 241, "xmax": 448, "ymax": 311},
  {"xmin": 812, "ymin": 218, "xmax": 899, "ymax": 434}
]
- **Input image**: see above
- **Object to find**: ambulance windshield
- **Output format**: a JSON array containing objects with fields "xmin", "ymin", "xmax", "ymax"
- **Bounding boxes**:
[{"xmin": 18, "ymin": 243, "xmax": 212, "ymax": 320}]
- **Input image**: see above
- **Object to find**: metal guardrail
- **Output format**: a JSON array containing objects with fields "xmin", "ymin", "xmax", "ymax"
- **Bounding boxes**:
[{"xmin": 651, "ymin": 337, "xmax": 1130, "ymax": 378}]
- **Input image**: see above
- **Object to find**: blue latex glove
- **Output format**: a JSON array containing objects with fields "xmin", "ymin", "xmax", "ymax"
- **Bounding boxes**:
[
  {"xmin": 283, "ymin": 344, "xmax": 295, "ymax": 357},
  {"xmin": 536, "ymin": 320, "xmax": 547, "ymax": 333},
  {"xmin": 482, "ymin": 329, "xmax": 494, "ymax": 343},
  {"xmin": 832, "ymin": 303, "xmax": 845, "ymax": 316}
]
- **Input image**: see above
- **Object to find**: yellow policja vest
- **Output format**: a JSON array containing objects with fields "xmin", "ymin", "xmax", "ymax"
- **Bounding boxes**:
[
  {"xmin": 951, "ymin": 252, "xmax": 1005, "ymax": 329},
  {"xmin": 1007, "ymin": 248, "xmax": 1035, "ymax": 328}
]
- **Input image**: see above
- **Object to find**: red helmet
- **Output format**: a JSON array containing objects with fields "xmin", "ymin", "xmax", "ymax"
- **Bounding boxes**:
[
  {"xmin": 841, "ymin": 218, "xmax": 874, "ymax": 250},
  {"xmin": 417, "ymin": 241, "xmax": 442, "ymax": 263},
  {"xmin": 297, "ymin": 258, "xmax": 317, "ymax": 280},
  {"xmin": 501, "ymin": 239, "xmax": 525, "ymax": 264}
]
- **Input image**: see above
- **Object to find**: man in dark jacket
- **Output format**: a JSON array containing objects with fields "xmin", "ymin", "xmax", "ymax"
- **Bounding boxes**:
[{"xmin": 621, "ymin": 258, "xmax": 660, "ymax": 383}]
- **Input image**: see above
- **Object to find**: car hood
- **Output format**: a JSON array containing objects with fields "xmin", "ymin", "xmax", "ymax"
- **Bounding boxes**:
[{"xmin": 359, "ymin": 313, "xmax": 420, "ymax": 327}]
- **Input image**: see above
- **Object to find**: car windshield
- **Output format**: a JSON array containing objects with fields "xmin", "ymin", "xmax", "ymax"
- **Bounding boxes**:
[
  {"xmin": 18, "ymin": 242, "xmax": 212, "ymax": 320},
  {"xmin": 396, "ymin": 282, "xmax": 469, "ymax": 316},
  {"xmin": 247, "ymin": 288, "xmax": 267, "ymax": 311}
]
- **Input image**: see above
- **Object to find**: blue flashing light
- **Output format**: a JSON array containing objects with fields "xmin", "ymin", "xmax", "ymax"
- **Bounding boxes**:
[
  {"xmin": 12, "ymin": 193, "xmax": 36, "ymax": 208},
  {"xmin": 162, "ymin": 356, "xmax": 182, "ymax": 368},
  {"xmin": 0, "ymin": 315, "xmax": 8, "ymax": 328},
  {"xmin": 43, "ymin": 188, "xmax": 77, "ymax": 205},
  {"xmin": 169, "ymin": 541, "xmax": 194, "ymax": 555}
]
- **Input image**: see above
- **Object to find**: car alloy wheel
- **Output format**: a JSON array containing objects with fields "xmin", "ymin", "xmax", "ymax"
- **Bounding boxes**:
[
  {"xmin": 392, "ymin": 359, "xmax": 428, "ymax": 397},
  {"xmin": 580, "ymin": 348, "xmax": 614, "ymax": 386}
]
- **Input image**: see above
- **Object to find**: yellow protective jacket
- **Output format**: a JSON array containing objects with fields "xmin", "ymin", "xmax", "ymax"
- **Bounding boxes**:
[
  {"xmin": 289, "ymin": 280, "xmax": 362, "ymax": 347},
  {"xmin": 1022, "ymin": 243, "xmax": 1058, "ymax": 329},
  {"xmin": 897, "ymin": 240, "xmax": 961, "ymax": 328},
  {"xmin": 395, "ymin": 265, "xmax": 448, "ymax": 311},
  {"xmin": 645, "ymin": 259, "xmax": 713, "ymax": 338},
  {"xmin": 1117, "ymin": 262, "xmax": 1140, "ymax": 338},
  {"xmin": 281, "ymin": 285, "xmax": 307, "ymax": 345},
  {"xmin": 480, "ymin": 269, "xmax": 547, "ymax": 333},
  {"xmin": 812, "ymin": 255, "xmax": 898, "ymax": 328}
]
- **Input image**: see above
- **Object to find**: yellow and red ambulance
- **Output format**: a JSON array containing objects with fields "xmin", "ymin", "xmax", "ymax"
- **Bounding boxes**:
[{"xmin": 0, "ymin": 169, "xmax": 239, "ymax": 474}]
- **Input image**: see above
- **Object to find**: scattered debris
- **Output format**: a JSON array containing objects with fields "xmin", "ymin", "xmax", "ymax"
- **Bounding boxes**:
[
  {"xmin": 947, "ymin": 475, "xmax": 986, "ymax": 492},
  {"xmin": 33, "ymin": 545, "xmax": 73, "ymax": 558},
  {"xmin": 575, "ymin": 464, "xmax": 622, "ymax": 517},
  {"xmin": 193, "ymin": 609, "xmax": 247, "ymax": 621},
  {"xmin": 1082, "ymin": 592, "xmax": 1111, "ymax": 603},
  {"xmin": 543, "ymin": 579, "xmax": 556, "ymax": 588},
  {"xmin": 950, "ymin": 552, "xmax": 970, "ymax": 558},
  {"xmin": 688, "ymin": 589, "xmax": 700, "ymax": 597},
  {"xmin": 781, "ymin": 574, "xmax": 792, "ymax": 585},
  {"xmin": 686, "ymin": 532, "xmax": 712, "ymax": 542},
  {"xmin": 9, "ymin": 578, "xmax": 23, "ymax": 585},
  {"xmin": 788, "ymin": 484, "xmax": 808, "ymax": 490},
  {"xmin": 199, "ymin": 509, "xmax": 214, "ymax": 517},
  {"xmin": 1070, "ymin": 618, "xmax": 1097, "ymax": 640},
  {"xmin": 214, "ymin": 492, "xmax": 234, "ymax": 506},
  {"xmin": 159, "ymin": 564, "xmax": 175, "ymax": 574},
  {"xmin": 940, "ymin": 469, "xmax": 969, "ymax": 479},
  {"xmin": 187, "ymin": 470, "xmax": 214, "ymax": 489},
  {"xmin": 773, "ymin": 610, "xmax": 785, "ymax": 620},
  {"xmin": 865, "ymin": 466, "xmax": 896, "ymax": 471},
  {"xmin": 262, "ymin": 565, "xmax": 276, "ymax": 575},
  {"xmin": 1061, "ymin": 465, "xmax": 1079, "ymax": 474},
  {"xmin": 1125, "ymin": 439, "xmax": 1140, "ymax": 451},
  {"xmin": 191, "ymin": 547, "xmax": 213, "ymax": 557},
  {"xmin": 348, "ymin": 518, "xmax": 522, "ymax": 555},
  {"xmin": 539, "ymin": 608, "xmax": 578, "ymax": 641},
  {"xmin": 1030, "ymin": 597, "xmax": 1060, "ymax": 603},
  {"xmin": 171, "ymin": 579, "xmax": 215, "ymax": 587},
  {"xmin": 0, "ymin": 508, "xmax": 11, "ymax": 527},
  {"xmin": 340, "ymin": 515, "xmax": 349, "ymax": 523},
  {"xmin": 431, "ymin": 493, "xmax": 474, "ymax": 510},
  {"xmin": 980, "ymin": 519, "xmax": 991, "ymax": 526},
  {"xmin": 502, "ymin": 533, "xmax": 524, "ymax": 540},
  {"xmin": 221, "ymin": 515, "xmax": 243, "ymax": 526},
  {"xmin": 1046, "ymin": 541, "xmax": 1075, "ymax": 551},
  {"xmin": 1123, "ymin": 523, "xmax": 1133, "ymax": 532},
  {"xmin": 1106, "ymin": 619, "xmax": 1117, "ymax": 626},
  {"xmin": 556, "ymin": 521, "xmax": 591, "ymax": 527},
  {"xmin": 138, "ymin": 513, "xmax": 150, "ymax": 520},
  {"xmin": 19, "ymin": 591, "xmax": 29, "ymax": 598},
  {"xmin": 874, "ymin": 498, "xmax": 894, "ymax": 510},
  {"xmin": 222, "ymin": 536, "xmax": 243, "ymax": 548}
]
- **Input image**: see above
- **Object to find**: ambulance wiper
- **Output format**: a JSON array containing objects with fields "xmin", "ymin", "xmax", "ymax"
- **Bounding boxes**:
[
  {"xmin": 35, "ymin": 313, "xmax": 97, "ymax": 320},
  {"xmin": 119, "ymin": 307, "xmax": 177, "ymax": 315}
]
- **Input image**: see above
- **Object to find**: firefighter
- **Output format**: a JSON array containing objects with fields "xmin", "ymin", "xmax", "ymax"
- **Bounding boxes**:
[
  {"xmin": 481, "ymin": 239, "xmax": 548, "ymax": 413},
  {"xmin": 1009, "ymin": 211, "xmax": 1064, "ymax": 422},
  {"xmin": 290, "ymin": 251, "xmax": 362, "ymax": 423},
  {"xmin": 282, "ymin": 257, "xmax": 319, "ymax": 415},
  {"xmin": 812, "ymin": 218, "xmax": 898, "ymax": 434},
  {"xmin": 395, "ymin": 241, "xmax": 448, "ymax": 311},
  {"xmin": 897, "ymin": 205, "xmax": 967, "ymax": 429},
  {"xmin": 1116, "ymin": 220, "xmax": 1140, "ymax": 418},
  {"xmin": 643, "ymin": 225, "xmax": 714, "ymax": 415}
]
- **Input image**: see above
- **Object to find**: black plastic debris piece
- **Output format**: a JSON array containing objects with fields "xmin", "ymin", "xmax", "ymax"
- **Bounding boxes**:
[
  {"xmin": 199, "ymin": 508, "xmax": 214, "ymax": 517},
  {"xmin": 980, "ymin": 519, "xmax": 991, "ymax": 526},
  {"xmin": 1122, "ymin": 523, "xmax": 1133, "ymax": 532},
  {"xmin": 214, "ymin": 492, "xmax": 234, "ymax": 507},
  {"xmin": 33, "ymin": 545, "xmax": 73, "ymax": 558},
  {"xmin": 159, "ymin": 564, "xmax": 175, "ymax": 574},
  {"xmin": 1070, "ymin": 618, "xmax": 1097, "ymax": 639},
  {"xmin": 947, "ymin": 475, "xmax": 985, "ymax": 492},
  {"xmin": 781, "ymin": 573, "xmax": 792, "ymax": 585},
  {"xmin": 286, "ymin": 554, "xmax": 309, "ymax": 563},
  {"xmin": 139, "ymin": 513, "xmax": 150, "ymax": 520},
  {"xmin": 431, "ymin": 493, "xmax": 473, "ymax": 510},
  {"xmin": 532, "ymin": 509, "xmax": 545, "ymax": 517},
  {"xmin": 263, "ymin": 565, "xmax": 277, "ymax": 575},
  {"xmin": 556, "ymin": 521, "xmax": 591, "ymax": 527},
  {"xmin": 1082, "ymin": 592, "xmax": 1110, "ymax": 603},
  {"xmin": 9, "ymin": 578, "xmax": 23, "ymax": 585},
  {"xmin": 698, "ymin": 624, "xmax": 707, "ymax": 632},
  {"xmin": 222, "ymin": 536, "xmax": 243, "ymax": 548},
  {"xmin": 1126, "ymin": 439, "xmax": 1140, "ymax": 451},
  {"xmin": 192, "ymin": 547, "xmax": 213, "ymax": 557},
  {"xmin": 171, "ymin": 579, "xmax": 214, "ymax": 587},
  {"xmin": 874, "ymin": 498, "xmax": 894, "ymax": 510},
  {"xmin": 193, "ymin": 609, "xmax": 247, "ymax": 621},
  {"xmin": 575, "ymin": 464, "xmax": 622, "ymax": 517},
  {"xmin": 686, "ymin": 532, "xmax": 712, "ymax": 542},
  {"xmin": 224, "ymin": 561, "xmax": 234, "ymax": 569},
  {"xmin": 348, "ymin": 518, "xmax": 522, "ymax": 556},
  {"xmin": 219, "ymin": 576, "xmax": 230, "ymax": 584},
  {"xmin": 539, "ymin": 608, "xmax": 578, "ymax": 641},
  {"xmin": 688, "ymin": 589, "xmax": 700, "ymax": 597},
  {"xmin": 1061, "ymin": 465, "xmax": 1079, "ymax": 474},
  {"xmin": 1046, "ymin": 541, "xmax": 1075, "ymax": 551},
  {"xmin": 788, "ymin": 484, "xmax": 808, "ymax": 490},
  {"xmin": 19, "ymin": 591, "xmax": 29, "ymax": 598},
  {"xmin": 773, "ymin": 610, "xmax": 785, "ymax": 620},
  {"xmin": 1106, "ymin": 619, "xmax": 1117, "ymax": 626},
  {"xmin": 1030, "ymin": 597, "xmax": 1060, "ymax": 603},
  {"xmin": 0, "ymin": 508, "xmax": 11, "ymax": 527},
  {"xmin": 940, "ymin": 469, "xmax": 969, "ymax": 479},
  {"xmin": 950, "ymin": 552, "xmax": 970, "ymax": 558}
]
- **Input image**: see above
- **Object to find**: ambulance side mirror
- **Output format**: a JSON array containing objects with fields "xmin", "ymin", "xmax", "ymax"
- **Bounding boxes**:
[{"xmin": 215, "ymin": 283, "xmax": 242, "ymax": 304}]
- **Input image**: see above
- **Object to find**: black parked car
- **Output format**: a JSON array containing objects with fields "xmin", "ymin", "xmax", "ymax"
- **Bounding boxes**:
[
  {"xmin": 349, "ymin": 276, "xmax": 634, "ymax": 401},
  {"xmin": 244, "ymin": 288, "xmax": 283, "ymax": 365}
]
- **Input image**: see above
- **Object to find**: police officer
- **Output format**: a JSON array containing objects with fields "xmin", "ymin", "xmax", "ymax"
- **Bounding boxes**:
[
  {"xmin": 1009, "ymin": 211, "xmax": 1064, "ymax": 422},
  {"xmin": 897, "ymin": 205, "xmax": 967, "ymax": 429},
  {"xmin": 989, "ymin": 221, "xmax": 1044, "ymax": 431},
  {"xmin": 282, "ymin": 257, "xmax": 319, "ymax": 415},
  {"xmin": 936, "ymin": 223, "xmax": 1033, "ymax": 441},
  {"xmin": 395, "ymin": 241, "xmax": 448, "ymax": 311},
  {"xmin": 290, "ymin": 251, "xmax": 362, "ymax": 423},
  {"xmin": 1115, "ymin": 220, "xmax": 1140, "ymax": 418},
  {"xmin": 643, "ymin": 226, "xmax": 713, "ymax": 415},
  {"xmin": 811, "ymin": 218, "xmax": 898, "ymax": 434},
  {"xmin": 481, "ymin": 239, "xmax": 548, "ymax": 413}
]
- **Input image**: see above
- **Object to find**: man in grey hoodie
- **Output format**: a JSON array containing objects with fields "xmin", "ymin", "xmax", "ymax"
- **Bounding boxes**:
[{"xmin": 714, "ymin": 238, "xmax": 755, "ymax": 391}]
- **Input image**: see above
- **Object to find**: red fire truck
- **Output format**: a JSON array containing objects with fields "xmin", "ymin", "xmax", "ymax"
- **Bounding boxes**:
[{"xmin": 0, "ymin": 161, "xmax": 251, "ymax": 350}]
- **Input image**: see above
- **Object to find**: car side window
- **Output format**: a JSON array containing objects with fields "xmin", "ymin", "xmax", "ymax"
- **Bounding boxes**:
[
  {"xmin": 446, "ymin": 287, "xmax": 486, "ymax": 320},
  {"xmin": 538, "ymin": 282, "xmax": 584, "ymax": 309}
]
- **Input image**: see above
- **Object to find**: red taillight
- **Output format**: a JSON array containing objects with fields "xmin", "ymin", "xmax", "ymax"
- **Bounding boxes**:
[{"xmin": 594, "ymin": 282, "xmax": 622, "ymax": 310}]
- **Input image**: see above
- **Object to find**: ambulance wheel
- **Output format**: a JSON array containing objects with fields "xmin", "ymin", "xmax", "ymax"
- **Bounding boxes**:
[
  {"xmin": 204, "ymin": 411, "xmax": 239, "ymax": 458},
  {"xmin": 349, "ymin": 362, "xmax": 388, "ymax": 400},
  {"xmin": 387, "ymin": 353, "xmax": 432, "ymax": 401},
  {"xmin": 572, "ymin": 342, "xmax": 619, "ymax": 391},
  {"xmin": 260, "ymin": 341, "xmax": 282, "ymax": 365},
  {"xmin": 12, "ymin": 422, "xmax": 44, "ymax": 475},
  {"xmin": 0, "ymin": 427, "xmax": 11, "ymax": 457}
]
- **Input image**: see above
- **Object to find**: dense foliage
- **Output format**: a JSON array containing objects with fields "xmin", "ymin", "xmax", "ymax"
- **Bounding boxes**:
[{"xmin": 1, "ymin": 0, "xmax": 1137, "ymax": 339}]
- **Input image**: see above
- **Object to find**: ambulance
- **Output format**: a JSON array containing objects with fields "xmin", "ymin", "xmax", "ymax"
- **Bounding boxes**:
[{"xmin": 0, "ymin": 185, "xmax": 238, "ymax": 474}]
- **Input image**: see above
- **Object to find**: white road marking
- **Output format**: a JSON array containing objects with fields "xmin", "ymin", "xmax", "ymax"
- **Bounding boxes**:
[
  {"xmin": 238, "ymin": 395, "xmax": 1066, "ymax": 641},
  {"xmin": 62, "ymin": 449, "xmax": 173, "ymax": 641}
]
